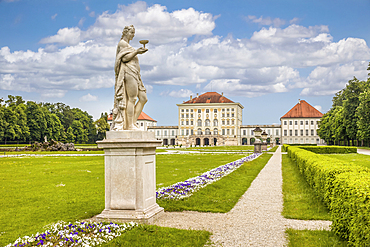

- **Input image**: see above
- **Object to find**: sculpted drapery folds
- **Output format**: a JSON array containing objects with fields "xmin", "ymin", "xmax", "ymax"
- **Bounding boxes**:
[{"xmin": 111, "ymin": 25, "xmax": 148, "ymax": 131}]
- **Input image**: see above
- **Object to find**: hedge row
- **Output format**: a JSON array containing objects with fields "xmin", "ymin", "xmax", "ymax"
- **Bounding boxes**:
[
  {"xmin": 287, "ymin": 146, "xmax": 370, "ymax": 246},
  {"xmin": 299, "ymin": 146, "xmax": 357, "ymax": 154}
]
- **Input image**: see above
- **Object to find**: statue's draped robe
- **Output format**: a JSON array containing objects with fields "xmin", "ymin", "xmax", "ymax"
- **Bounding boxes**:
[{"xmin": 112, "ymin": 41, "xmax": 146, "ymax": 130}]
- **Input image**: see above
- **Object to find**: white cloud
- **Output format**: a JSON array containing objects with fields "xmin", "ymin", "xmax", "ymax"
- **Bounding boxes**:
[
  {"xmin": 161, "ymin": 89, "xmax": 194, "ymax": 98},
  {"xmin": 314, "ymin": 105, "xmax": 322, "ymax": 112},
  {"xmin": 78, "ymin": 17, "xmax": 86, "ymax": 27},
  {"xmin": 247, "ymin": 15, "xmax": 286, "ymax": 27},
  {"xmin": 89, "ymin": 11, "xmax": 95, "ymax": 17},
  {"xmin": 51, "ymin": 14, "xmax": 57, "ymax": 20},
  {"xmin": 79, "ymin": 93, "xmax": 98, "ymax": 102}
]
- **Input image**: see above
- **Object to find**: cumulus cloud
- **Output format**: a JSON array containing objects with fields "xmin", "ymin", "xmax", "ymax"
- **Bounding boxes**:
[
  {"xmin": 314, "ymin": 105, "xmax": 323, "ymax": 112},
  {"xmin": 80, "ymin": 93, "xmax": 98, "ymax": 102},
  {"xmin": 161, "ymin": 89, "xmax": 194, "ymax": 98},
  {"xmin": 247, "ymin": 15, "xmax": 286, "ymax": 27}
]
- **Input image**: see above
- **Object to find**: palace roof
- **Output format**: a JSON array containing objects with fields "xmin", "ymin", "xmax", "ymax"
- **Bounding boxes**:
[
  {"xmin": 107, "ymin": 112, "xmax": 156, "ymax": 122},
  {"xmin": 183, "ymin": 92, "xmax": 234, "ymax": 104},
  {"xmin": 281, "ymin": 100, "xmax": 323, "ymax": 119}
]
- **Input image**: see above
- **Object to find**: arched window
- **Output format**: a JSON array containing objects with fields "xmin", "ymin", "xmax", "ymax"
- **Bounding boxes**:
[
  {"xmin": 197, "ymin": 128, "xmax": 202, "ymax": 135},
  {"xmin": 214, "ymin": 128, "xmax": 218, "ymax": 135},
  {"xmin": 205, "ymin": 128, "xmax": 211, "ymax": 135},
  {"xmin": 205, "ymin": 119, "xmax": 210, "ymax": 127},
  {"xmin": 197, "ymin": 119, "xmax": 202, "ymax": 127},
  {"xmin": 213, "ymin": 119, "xmax": 218, "ymax": 126}
]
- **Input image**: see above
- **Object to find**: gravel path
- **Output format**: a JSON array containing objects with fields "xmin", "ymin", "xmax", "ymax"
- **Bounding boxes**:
[
  {"xmin": 358, "ymin": 148, "xmax": 370, "ymax": 156},
  {"xmin": 152, "ymin": 146, "xmax": 331, "ymax": 246}
]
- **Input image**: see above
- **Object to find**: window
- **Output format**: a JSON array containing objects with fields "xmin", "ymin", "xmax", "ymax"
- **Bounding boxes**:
[
  {"xmin": 300, "ymin": 130, "xmax": 303, "ymax": 136},
  {"xmin": 311, "ymin": 121, "xmax": 314, "ymax": 125},
  {"xmin": 186, "ymin": 109, "xmax": 189, "ymax": 112},
  {"xmin": 295, "ymin": 121, "xmax": 298, "ymax": 125},
  {"xmin": 284, "ymin": 121, "xmax": 287, "ymax": 125},
  {"xmin": 268, "ymin": 129, "xmax": 271, "ymax": 135},
  {"xmin": 251, "ymin": 130, "xmax": 254, "ymax": 135},
  {"xmin": 231, "ymin": 113, "xmax": 234, "ymax": 117},
  {"xmin": 227, "ymin": 129, "xmax": 230, "ymax": 135},
  {"xmin": 243, "ymin": 130, "xmax": 246, "ymax": 135},
  {"xmin": 222, "ymin": 129, "xmax": 225, "ymax": 135},
  {"xmin": 284, "ymin": 130, "xmax": 287, "ymax": 136},
  {"xmin": 186, "ymin": 129, "xmax": 189, "ymax": 135},
  {"xmin": 214, "ymin": 128, "xmax": 218, "ymax": 135},
  {"xmin": 306, "ymin": 130, "xmax": 308, "ymax": 136},
  {"xmin": 289, "ymin": 121, "xmax": 292, "ymax": 125},
  {"xmin": 198, "ymin": 109, "xmax": 201, "ymax": 113},
  {"xmin": 157, "ymin": 131, "xmax": 160, "ymax": 136},
  {"xmin": 222, "ymin": 109, "xmax": 225, "ymax": 112},
  {"xmin": 181, "ymin": 129, "xmax": 184, "ymax": 135},
  {"xmin": 186, "ymin": 120, "xmax": 189, "ymax": 125},
  {"xmin": 300, "ymin": 121, "xmax": 303, "ymax": 125},
  {"xmin": 141, "ymin": 122, "xmax": 143, "ymax": 126},
  {"xmin": 186, "ymin": 114, "xmax": 189, "ymax": 118},
  {"xmin": 231, "ymin": 120, "xmax": 234, "ymax": 125},
  {"xmin": 213, "ymin": 119, "xmax": 218, "ymax": 126},
  {"xmin": 181, "ymin": 114, "xmax": 184, "ymax": 118},
  {"xmin": 191, "ymin": 109, "xmax": 193, "ymax": 112},
  {"xmin": 197, "ymin": 119, "xmax": 202, "ymax": 127},
  {"xmin": 191, "ymin": 129, "xmax": 193, "ymax": 135},
  {"xmin": 295, "ymin": 130, "xmax": 298, "ymax": 136},
  {"xmin": 205, "ymin": 128, "xmax": 210, "ymax": 135},
  {"xmin": 306, "ymin": 121, "xmax": 308, "ymax": 125},
  {"xmin": 197, "ymin": 128, "xmax": 202, "ymax": 135},
  {"xmin": 172, "ymin": 130, "xmax": 174, "ymax": 136},
  {"xmin": 214, "ymin": 109, "xmax": 217, "ymax": 113},
  {"xmin": 232, "ymin": 108, "xmax": 234, "ymax": 111},
  {"xmin": 227, "ymin": 108, "xmax": 229, "ymax": 111},
  {"xmin": 276, "ymin": 129, "xmax": 279, "ymax": 135},
  {"xmin": 191, "ymin": 120, "xmax": 193, "ymax": 125},
  {"xmin": 311, "ymin": 129, "xmax": 314, "ymax": 136},
  {"xmin": 222, "ymin": 113, "xmax": 225, "ymax": 117},
  {"xmin": 206, "ymin": 109, "xmax": 209, "ymax": 113},
  {"xmin": 205, "ymin": 119, "xmax": 210, "ymax": 126},
  {"xmin": 227, "ymin": 120, "xmax": 230, "ymax": 125},
  {"xmin": 191, "ymin": 114, "xmax": 193, "ymax": 118},
  {"xmin": 227, "ymin": 113, "xmax": 230, "ymax": 117},
  {"xmin": 164, "ymin": 130, "xmax": 167, "ymax": 136},
  {"xmin": 289, "ymin": 130, "xmax": 292, "ymax": 136},
  {"xmin": 232, "ymin": 129, "xmax": 234, "ymax": 135},
  {"xmin": 181, "ymin": 109, "xmax": 184, "ymax": 112},
  {"xmin": 181, "ymin": 121, "xmax": 184, "ymax": 125}
]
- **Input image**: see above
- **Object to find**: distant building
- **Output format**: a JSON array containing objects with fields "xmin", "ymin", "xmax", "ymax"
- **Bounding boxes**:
[
  {"xmin": 240, "ymin": 125, "xmax": 281, "ymax": 145},
  {"xmin": 147, "ymin": 126, "xmax": 178, "ymax": 145},
  {"xmin": 107, "ymin": 111, "xmax": 157, "ymax": 131},
  {"xmin": 280, "ymin": 99, "xmax": 324, "ymax": 145}
]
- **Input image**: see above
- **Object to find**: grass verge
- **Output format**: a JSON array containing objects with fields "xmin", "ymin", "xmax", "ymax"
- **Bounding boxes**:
[
  {"xmin": 101, "ymin": 225, "xmax": 212, "ymax": 247},
  {"xmin": 323, "ymin": 153, "xmax": 370, "ymax": 169},
  {"xmin": 267, "ymin": 146, "xmax": 278, "ymax": 152},
  {"xmin": 158, "ymin": 153, "xmax": 272, "ymax": 213},
  {"xmin": 179, "ymin": 145, "xmax": 254, "ymax": 151},
  {"xmin": 282, "ymin": 154, "xmax": 331, "ymax": 220},
  {"xmin": 286, "ymin": 229, "xmax": 347, "ymax": 247}
]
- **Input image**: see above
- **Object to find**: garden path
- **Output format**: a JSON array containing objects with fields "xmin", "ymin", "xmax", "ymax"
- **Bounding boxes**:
[
  {"xmin": 358, "ymin": 149, "xmax": 370, "ymax": 156},
  {"xmin": 152, "ymin": 146, "xmax": 331, "ymax": 246}
]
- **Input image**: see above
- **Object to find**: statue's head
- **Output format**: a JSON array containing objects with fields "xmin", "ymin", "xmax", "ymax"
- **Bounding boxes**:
[{"xmin": 121, "ymin": 25, "xmax": 135, "ymax": 40}]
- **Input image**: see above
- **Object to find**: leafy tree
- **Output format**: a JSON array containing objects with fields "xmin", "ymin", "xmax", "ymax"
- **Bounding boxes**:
[
  {"xmin": 357, "ymin": 88, "xmax": 370, "ymax": 146},
  {"xmin": 0, "ymin": 102, "xmax": 6, "ymax": 142},
  {"xmin": 71, "ymin": 120, "xmax": 88, "ymax": 144},
  {"xmin": 26, "ymin": 101, "xmax": 47, "ymax": 142},
  {"xmin": 14, "ymin": 104, "xmax": 30, "ymax": 142},
  {"xmin": 3, "ymin": 107, "xmax": 18, "ymax": 143},
  {"xmin": 65, "ymin": 126, "xmax": 75, "ymax": 143},
  {"xmin": 95, "ymin": 117, "xmax": 110, "ymax": 140}
]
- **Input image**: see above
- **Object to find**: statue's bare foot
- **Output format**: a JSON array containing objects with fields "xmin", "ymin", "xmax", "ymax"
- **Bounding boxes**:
[{"xmin": 127, "ymin": 124, "xmax": 140, "ymax": 131}]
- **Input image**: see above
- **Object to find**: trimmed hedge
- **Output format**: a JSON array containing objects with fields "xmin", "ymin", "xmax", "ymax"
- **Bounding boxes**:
[
  {"xmin": 287, "ymin": 146, "xmax": 370, "ymax": 246},
  {"xmin": 299, "ymin": 146, "xmax": 357, "ymax": 154}
]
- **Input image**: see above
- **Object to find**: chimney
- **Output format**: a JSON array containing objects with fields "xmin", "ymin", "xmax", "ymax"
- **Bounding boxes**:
[
  {"xmin": 298, "ymin": 99, "xmax": 301, "ymax": 104},
  {"xmin": 197, "ymin": 93, "xmax": 199, "ymax": 97},
  {"xmin": 190, "ymin": 95, "xmax": 193, "ymax": 100},
  {"xmin": 222, "ymin": 92, "xmax": 224, "ymax": 97}
]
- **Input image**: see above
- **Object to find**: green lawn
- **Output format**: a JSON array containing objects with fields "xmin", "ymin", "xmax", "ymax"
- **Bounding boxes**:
[
  {"xmin": 101, "ymin": 225, "xmax": 211, "ymax": 247},
  {"xmin": 286, "ymin": 229, "xmax": 347, "ymax": 247},
  {"xmin": 0, "ymin": 152, "xmax": 250, "ymax": 246},
  {"xmin": 158, "ymin": 153, "xmax": 272, "ymax": 213},
  {"xmin": 282, "ymin": 154, "xmax": 331, "ymax": 220},
  {"xmin": 323, "ymin": 153, "xmax": 370, "ymax": 169},
  {"xmin": 179, "ymin": 145, "xmax": 254, "ymax": 151}
]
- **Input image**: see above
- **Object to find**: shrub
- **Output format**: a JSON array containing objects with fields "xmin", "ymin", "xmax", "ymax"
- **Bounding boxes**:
[{"xmin": 299, "ymin": 146, "xmax": 357, "ymax": 154}]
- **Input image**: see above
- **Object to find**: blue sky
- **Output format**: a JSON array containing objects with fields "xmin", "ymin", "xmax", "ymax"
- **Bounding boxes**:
[{"xmin": 1, "ymin": 0, "xmax": 369, "ymax": 125}]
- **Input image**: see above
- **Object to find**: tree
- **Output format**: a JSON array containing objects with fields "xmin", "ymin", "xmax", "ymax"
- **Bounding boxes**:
[
  {"xmin": 357, "ymin": 88, "xmax": 370, "ymax": 146},
  {"xmin": 3, "ymin": 107, "xmax": 18, "ymax": 143},
  {"xmin": 65, "ymin": 126, "xmax": 75, "ymax": 143},
  {"xmin": 26, "ymin": 101, "xmax": 47, "ymax": 142},
  {"xmin": 95, "ymin": 117, "xmax": 110, "ymax": 140},
  {"xmin": 71, "ymin": 120, "xmax": 88, "ymax": 143},
  {"xmin": 14, "ymin": 104, "xmax": 30, "ymax": 142},
  {"xmin": 0, "ymin": 103, "xmax": 6, "ymax": 142}
]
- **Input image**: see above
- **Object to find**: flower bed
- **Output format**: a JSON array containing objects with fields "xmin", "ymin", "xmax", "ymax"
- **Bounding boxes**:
[
  {"xmin": 6, "ymin": 221, "xmax": 137, "ymax": 247},
  {"xmin": 156, "ymin": 153, "xmax": 261, "ymax": 200}
]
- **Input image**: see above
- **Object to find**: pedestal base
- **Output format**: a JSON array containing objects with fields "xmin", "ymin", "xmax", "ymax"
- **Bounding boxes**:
[
  {"xmin": 95, "ymin": 130, "xmax": 163, "ymax": 223},
  {"xmin": 96, "ymin": 203, "xmax": 164, "ymax": 224}
]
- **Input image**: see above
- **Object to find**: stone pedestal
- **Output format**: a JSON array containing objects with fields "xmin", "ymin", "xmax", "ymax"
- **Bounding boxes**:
[
  {"xmin": 95, "ymin": 131, "xmax": 163, "ymax": 223},
  {"xmin": 254, "ymin": 142, "xmax": 262, "ymax": 153},
  {"xmin": 262, "ymin": 143, "xmax": 268, "ymax": 151}
]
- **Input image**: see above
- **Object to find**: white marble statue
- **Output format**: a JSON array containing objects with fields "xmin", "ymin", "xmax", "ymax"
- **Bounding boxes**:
[{"xmin": 111, "ymin": 25, "xmax": 148, "ymax": 131}]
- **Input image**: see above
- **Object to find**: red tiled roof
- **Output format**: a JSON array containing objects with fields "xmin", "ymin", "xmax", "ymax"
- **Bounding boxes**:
[
  {"xmin": 137, "ymin": 111, "xmax": 156, "ymax": 122},
  {"xmin": 107, "ymin": 112, "xmax": 156, "ymax": 122},
  {"xmin": 183, "ymin": 92, "xmax": 234, "ymax": 104},
  {"xmin": 281, "ymin": 100, "xmax": 323, "ymax": 119}
]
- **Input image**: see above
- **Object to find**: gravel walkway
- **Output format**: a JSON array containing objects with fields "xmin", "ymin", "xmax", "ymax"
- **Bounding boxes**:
[
  {"xmin": 152, "ymin": 146, "xmax": 331, "ymax": 246},
  {"xmin": 358, "ymin": 148, "xmax": 370, "ymax": 156}
]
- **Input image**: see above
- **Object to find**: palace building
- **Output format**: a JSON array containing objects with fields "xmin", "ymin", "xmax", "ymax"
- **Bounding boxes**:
[{"xmin": 280, "ymin": 99, "xmax": 324, "ymax": 145}]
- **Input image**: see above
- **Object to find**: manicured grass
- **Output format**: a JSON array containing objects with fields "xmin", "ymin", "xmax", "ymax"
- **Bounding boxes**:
[
  {"xmin": 1, "ymin": 150, "xmax": 104, "ymax": 155},
  {"xmin": 267, "ymin": 146, "xmax": 278, "ymax": 152},
  {"xmin": 282, "ymin": 154, "xmax": 331, "ymax": 220},
  {"xmin": 158, "ymin": 153, "xmax": 272, "ymax": 213},
  {"xmin": 323, "ymin": 153, "xmax": 370, "ymax": 169},
  {"xmin": 156, "ymin": 153, "xmax": 246, "ymax": 188},
  {"xmin": 180, "ymin": 145, "xmax": 254, "ymax": 151},
  {"xmin": 101, "ymin": 225, "xmax": 212, "ymax": 247},
  {"xmin": 0, "ymin": 156, "xmax": 105, "ymax": 246},
  {"xmin": 286, "ymin": 229, "xmax": 347, "ymax": 247}
]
